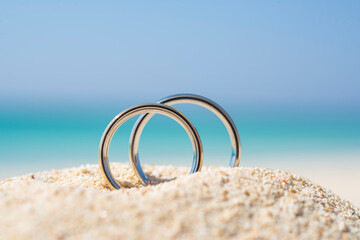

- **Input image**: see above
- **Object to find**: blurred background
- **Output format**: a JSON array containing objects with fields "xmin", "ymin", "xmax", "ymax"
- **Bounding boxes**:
[{"xmin": 0, "ymin": 1, "xmax": 359, "ymax": 205}]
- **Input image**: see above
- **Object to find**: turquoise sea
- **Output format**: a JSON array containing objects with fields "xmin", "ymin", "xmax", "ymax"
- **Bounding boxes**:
[{"xmin": 0, "ymin": 102, "xmax": 359, "ymax": 180}]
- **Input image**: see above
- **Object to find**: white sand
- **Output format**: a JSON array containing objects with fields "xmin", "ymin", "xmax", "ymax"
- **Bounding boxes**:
[{"xmin": 0, "ymin": 163, "xmax": 359, "ymax": 239}]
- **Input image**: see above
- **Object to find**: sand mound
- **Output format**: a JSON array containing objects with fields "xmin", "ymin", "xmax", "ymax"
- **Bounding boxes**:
[{"xmin": 0, "ymin": 163, "xmax": 359, "ymax": 240}]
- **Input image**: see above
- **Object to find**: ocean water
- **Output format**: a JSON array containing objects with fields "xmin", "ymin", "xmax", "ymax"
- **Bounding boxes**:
[{"xmin": 0, "ymin": 103, "xmax": 359, "ymax": 179}]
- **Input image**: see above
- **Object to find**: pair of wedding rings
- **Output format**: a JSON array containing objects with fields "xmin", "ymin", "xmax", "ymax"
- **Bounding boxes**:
[{"xmin": 99, "ymin": 94, "xmax": 241, "ymax": 190}]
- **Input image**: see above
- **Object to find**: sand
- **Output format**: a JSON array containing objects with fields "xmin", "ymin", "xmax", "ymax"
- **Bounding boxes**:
[{"xmin": 0, "ymin": 163, "xmax": 359, "ymax": 240}]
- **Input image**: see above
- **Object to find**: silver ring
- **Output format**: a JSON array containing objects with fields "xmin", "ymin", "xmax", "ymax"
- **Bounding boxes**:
[
  {"xmin": 129, "ymin": 94, "xmax": 241, "ymax": 185},
  {"xmin": 99, "ymin": 103, "xmax": 203, "ymax": 190}
]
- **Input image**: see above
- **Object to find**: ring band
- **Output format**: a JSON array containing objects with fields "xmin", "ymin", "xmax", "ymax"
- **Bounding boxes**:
[
  {"xmin": 99, "ymin": 103, "xmax": 203, "ymax": 190},
  {"xmin": 129, "ymin": 94, "xmax": 241, "ymax": 185}
]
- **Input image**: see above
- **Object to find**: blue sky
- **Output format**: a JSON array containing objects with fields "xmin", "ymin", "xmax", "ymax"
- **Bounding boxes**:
[{"xmin": 1, "ymin": 1, "xmax": 359, "ymax": 108}]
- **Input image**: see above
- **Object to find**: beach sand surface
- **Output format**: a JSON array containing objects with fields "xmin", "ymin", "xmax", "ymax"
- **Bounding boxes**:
[{"xmin": 0, "ymin": 163, "xmax": 359, "ymax": 240}]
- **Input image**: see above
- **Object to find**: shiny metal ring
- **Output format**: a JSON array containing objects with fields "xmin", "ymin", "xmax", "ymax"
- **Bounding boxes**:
[
  {"xmin": 99, "ymin": 103, "xmax": 203, "ymax": 190},
  {"xmin": 130, "ymin": 94, "xmax": 241, "ymax": 185}
]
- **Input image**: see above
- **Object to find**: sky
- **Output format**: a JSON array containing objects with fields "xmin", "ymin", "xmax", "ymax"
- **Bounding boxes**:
[{"xmin": 0, "ymin": 1, "xmax": 359, "ymax": 108}]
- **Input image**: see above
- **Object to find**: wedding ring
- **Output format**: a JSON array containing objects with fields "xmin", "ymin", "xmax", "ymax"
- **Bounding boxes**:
[
  {"xmin": 99, "ymin": 103, "xmax": 203, "ymax": 190},
  {"xmin": 129, "ymin": 94, "xmax": 241, "ymax": 185}
]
